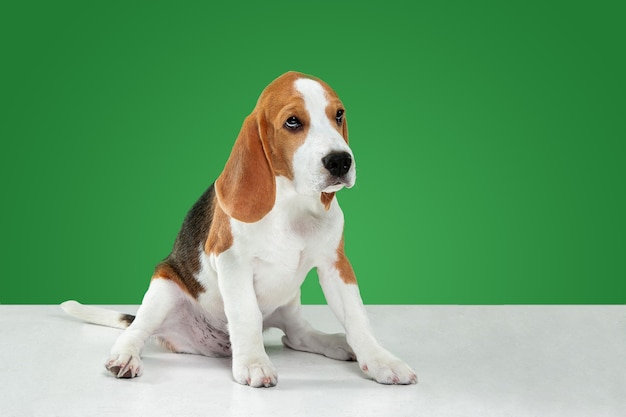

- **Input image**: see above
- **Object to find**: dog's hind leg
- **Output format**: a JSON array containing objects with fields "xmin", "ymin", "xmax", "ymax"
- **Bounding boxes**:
[
  {"xmin": 106, "ymin": 278, "xmax": 184, "ymax": 378},
  {"xmin": 268, "ymin": 294, "xmax": 355, "ymax": 361}
]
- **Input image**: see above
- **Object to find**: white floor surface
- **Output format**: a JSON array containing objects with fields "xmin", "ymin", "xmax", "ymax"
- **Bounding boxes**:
[{"xmin": 1, "ymin": 305, "xmax": 625, "ymax": 417}]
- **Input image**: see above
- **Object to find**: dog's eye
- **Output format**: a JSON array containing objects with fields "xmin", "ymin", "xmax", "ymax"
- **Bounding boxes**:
[
  {"xmin": 336, "ymin": 109, "xmax": 344, "ymax": 126},
  {"xmin": 284, "ymin": 116, "xmax": 302, "ymax": 130}
]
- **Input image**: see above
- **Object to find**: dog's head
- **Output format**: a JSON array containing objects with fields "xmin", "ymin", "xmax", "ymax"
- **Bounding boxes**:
[{"xmin": 216, "ymin": 71, "xmax": 356, "ymax": 223}]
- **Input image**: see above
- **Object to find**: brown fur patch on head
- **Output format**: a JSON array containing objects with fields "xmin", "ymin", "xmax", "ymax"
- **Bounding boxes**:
[
  {"xmin": 321, "ymin": 83, "xmax": 348, "ymax": 144},
  {"xmin": 256, "ymin": 72, "xmax": 309, "ymax": 180},
  {"xmin": 335, "ymin": 235, "xmax": 357, "ymax": 285}
]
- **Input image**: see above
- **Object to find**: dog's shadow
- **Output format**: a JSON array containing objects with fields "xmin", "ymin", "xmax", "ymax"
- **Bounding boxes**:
[{"xmin": 132, "ymin": 340, "xmax": 365, "ymax": 385}]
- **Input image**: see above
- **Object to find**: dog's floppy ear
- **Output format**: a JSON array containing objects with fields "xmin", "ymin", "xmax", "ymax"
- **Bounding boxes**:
[{"xmin": 215, "ymin": 112, "xmax": 275, "ymax": 223}]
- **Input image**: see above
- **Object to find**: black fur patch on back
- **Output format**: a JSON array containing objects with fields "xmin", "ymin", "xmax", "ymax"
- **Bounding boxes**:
[{"xmin": 155, "ymin": 184, "xmax": 217, "ymax": 298}]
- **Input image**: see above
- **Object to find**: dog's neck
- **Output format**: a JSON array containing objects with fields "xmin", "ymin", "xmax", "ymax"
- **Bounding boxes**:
[{"xmin": 273, "ymin": 176, "xmax": 339, "ymax": 218}]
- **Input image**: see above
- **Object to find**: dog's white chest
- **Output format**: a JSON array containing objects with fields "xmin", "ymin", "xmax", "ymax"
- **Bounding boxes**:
[{"xmin": 232, "ymin": 197, "xmax": 343, "ymax": 310}]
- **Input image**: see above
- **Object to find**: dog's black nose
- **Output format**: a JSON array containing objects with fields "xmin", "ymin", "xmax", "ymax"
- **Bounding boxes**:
[{"xmin": 322, "ymin": 152, "xmax": 352, "ymax": 177}]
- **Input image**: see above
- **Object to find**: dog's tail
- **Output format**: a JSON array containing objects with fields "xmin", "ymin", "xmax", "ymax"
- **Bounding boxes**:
[{"xmin": 60, "ymin": 300, "xmax": 135, "ymax": 330}]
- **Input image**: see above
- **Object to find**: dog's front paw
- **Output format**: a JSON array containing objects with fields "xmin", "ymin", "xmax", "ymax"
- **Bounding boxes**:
[
  {"xmin": 105, "ymin": 353, "xmax": 143, "ymax": 379},
  {"xmin": 232, "ymin": 355, "xmax": 278, "ymax": 388},
  {"xmin": 359, "ymin": 351, "xmax": 417, "ymax": 385}
]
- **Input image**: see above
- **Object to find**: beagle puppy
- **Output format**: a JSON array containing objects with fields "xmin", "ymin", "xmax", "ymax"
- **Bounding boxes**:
[{"xmin": 62, "ymin": 71, "xmax": 417, "ymax": 387}]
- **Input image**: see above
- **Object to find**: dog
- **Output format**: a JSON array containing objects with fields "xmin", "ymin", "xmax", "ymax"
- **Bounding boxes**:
[{"xmin": 62, "ymin": 71, "xmax": 417, "ymax": 387}]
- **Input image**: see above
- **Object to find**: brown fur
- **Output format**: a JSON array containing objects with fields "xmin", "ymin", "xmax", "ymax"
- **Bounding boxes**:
[
  {"xmin": 321, "ymin": 192, "xmax": 336, "ymax": 210},
  {"xmin": 205, "ymin": 200, "xmax": 234, "ymax": 256},
  {"xmin": 153, "ymin": 262, "xmax": 205, "ymax": 299},
  {"xmin": 215, "ymin": 113, "xmax": 276, "ymax": 223},
  {"xmin": 334, "ymin": 236, "xmax": 357, "ymax": 285}
]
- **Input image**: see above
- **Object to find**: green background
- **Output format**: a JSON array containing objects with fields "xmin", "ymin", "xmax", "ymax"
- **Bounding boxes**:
[{"xmin": 1, "ymin": 1, "xmax": 624, "ymax": 304}]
